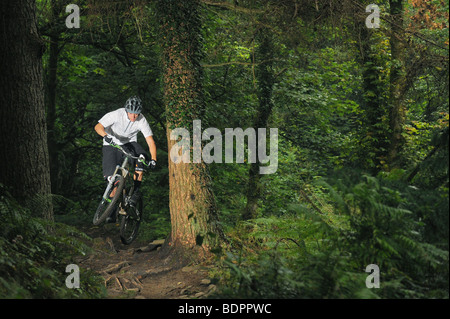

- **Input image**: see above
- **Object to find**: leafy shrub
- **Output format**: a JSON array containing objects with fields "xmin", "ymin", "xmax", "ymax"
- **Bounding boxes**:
[
  {"xmin": 216, "ymin": 172, "xmax": 448, "ymax": 299},
  {"xmin": 0, "ymin": 185, "xmax": 106, "ymax": 298},
  {"xmin": 322, "ymin": 172, "xmax": 448, "ymax": 298}
]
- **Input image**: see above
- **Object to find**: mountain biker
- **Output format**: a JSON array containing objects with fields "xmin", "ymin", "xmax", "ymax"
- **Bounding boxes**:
[{"xmin": 94, "ymin": 96, "xmax": 157, "ymax": 221}]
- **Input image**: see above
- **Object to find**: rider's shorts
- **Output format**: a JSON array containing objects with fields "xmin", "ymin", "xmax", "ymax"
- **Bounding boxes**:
[{"xmin": 102, "ymin": 142, "xmax": 147, "ymax": 179}]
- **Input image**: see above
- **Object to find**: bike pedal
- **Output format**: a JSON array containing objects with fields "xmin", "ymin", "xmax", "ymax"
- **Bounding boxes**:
[{"xmin": 119, "ymin": 209, "xmax": 127, "ymax": 215}]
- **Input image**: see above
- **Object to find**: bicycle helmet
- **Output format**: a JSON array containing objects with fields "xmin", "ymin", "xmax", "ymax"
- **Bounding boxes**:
[{"xmin": 124, "ymin": 96, "xmax": 143, "ymax": 114}]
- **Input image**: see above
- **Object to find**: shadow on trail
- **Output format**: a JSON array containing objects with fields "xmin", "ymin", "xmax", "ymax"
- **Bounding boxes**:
[{"xmin": 76, "ymin": 224, "xmax": 218, "ymax": 299}]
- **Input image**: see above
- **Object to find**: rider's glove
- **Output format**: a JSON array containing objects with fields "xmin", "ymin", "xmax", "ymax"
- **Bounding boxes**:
[
  {"xmin": 149, "ymin": 159, "xmax": 157, "ymax": 169},
  {"xmin": 104, "ymin": 135, "xmax": 115, "ymax": 146}
]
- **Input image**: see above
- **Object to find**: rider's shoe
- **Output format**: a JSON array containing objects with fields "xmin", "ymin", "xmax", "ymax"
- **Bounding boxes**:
[
  {"xmin": 129, "ymin": 190, "xmax": 141, "ymax": 207},
  {"xmin": 106, "ymin": 206, "xmax": 118, "ymax": 223}
]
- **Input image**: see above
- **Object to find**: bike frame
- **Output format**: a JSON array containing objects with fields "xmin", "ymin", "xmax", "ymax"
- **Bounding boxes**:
[
  {"xmin": 101, "ymin": 145, "xmax": 142, "ymax": 202},
  {"xmin": 93, "ymin": 142, "xmax": 150, "ymax": 243}
]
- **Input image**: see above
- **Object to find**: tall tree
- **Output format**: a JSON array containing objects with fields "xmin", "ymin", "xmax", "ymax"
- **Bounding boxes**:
[
  {"xmin": 243, "ymin": 27, "xmax": 275, "ymax": 220},
  {"xmin": 0, "ymin": 0, "xmax": 53, "ymax": 220},
  {"xmin": 357, "ymin": 24, "xmax": 390, "ymax": 172},
  {"xmin": 156, "ymin": 0, "xmax": 223, "ymax": 258},
  {"xmin": 387, "ymin": 0, "xmax": 407, "ymax": 168},
  {"xmin": 45, "ymin": 0, "xmax": 63, "ymax": 194}
]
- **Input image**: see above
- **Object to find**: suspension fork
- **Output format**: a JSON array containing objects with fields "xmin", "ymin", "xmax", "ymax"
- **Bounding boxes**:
[
  {"xmin": 102, "ymin": 172, "xmax": 120, "ymax": 201},
  {"xmin": 102, "ymin": 157, "xmax": 130, "ymax": 201}
]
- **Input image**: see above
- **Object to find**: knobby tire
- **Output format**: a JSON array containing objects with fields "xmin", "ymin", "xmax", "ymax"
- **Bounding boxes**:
[{"xmin": 119, "ymin": 196, "xmax": 143, "ymax": 245}]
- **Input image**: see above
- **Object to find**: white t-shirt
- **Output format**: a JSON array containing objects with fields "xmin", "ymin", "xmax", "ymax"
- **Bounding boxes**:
[{"xmin": 98, "ymin": 108, "xmax": 153, "ymax": 146}]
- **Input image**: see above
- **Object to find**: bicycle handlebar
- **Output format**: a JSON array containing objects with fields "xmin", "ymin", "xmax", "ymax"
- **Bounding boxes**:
[{"xmin": 108, "ymin": 142, "xmax": 152, "ymax": 167}]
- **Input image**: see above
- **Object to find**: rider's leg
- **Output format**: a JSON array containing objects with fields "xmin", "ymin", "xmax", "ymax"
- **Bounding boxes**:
[
  {"xmin": 132, "ymin": 167, "xmax": 143, "ymax": 191},
  {"xmin": 124, "ymin": 142, "xmax": 146, "ymax": 193},
  {"xmin": 129, "ymin": 170, "xmax": 143, "ymax": 207},
  {"xmin": 121, "ymin": 142, "xmax": 147, "ymax": 206},
  {"xmin": 102, "ymin": 145, "xmax": 123, "ymax": 198},
  {"xmin": 135, "ymin": 170, "xmax": 143, "ymax": 181}
]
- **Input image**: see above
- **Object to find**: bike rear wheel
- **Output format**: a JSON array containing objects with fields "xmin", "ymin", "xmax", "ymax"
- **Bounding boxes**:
[
  {"xmin": 93, "ymin": 175, "xmax": 125, "ymax": 225},
  {"xmin": 119, "ymin": 197, "xmax": 143, "ymax": 245}
]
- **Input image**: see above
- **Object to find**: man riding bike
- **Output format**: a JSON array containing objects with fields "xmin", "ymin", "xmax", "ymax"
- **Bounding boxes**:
[{"xmin": 94, "ymin": 96, "xmax": 157, "ymax": 222}]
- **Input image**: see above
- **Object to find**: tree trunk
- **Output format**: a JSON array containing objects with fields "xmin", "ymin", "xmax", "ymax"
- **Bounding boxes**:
[
  {"xmin": 0, "ymin": 0, "xmax": 53, "ymax": 220},
  {"xmin": 356, "ymin": 24, "xmax": 390, "ymax": 172},
  {"xmin": 243, "ymin": 29, "xmax": 275, "ymax": 220},
  {"xmin": 46, "ymin": 0, "xmax": 62, "ymax": 194},
  {"xmin": 387, "ymin": 0, "xmax": 407, "ymax": 169},
  {"xmin": 157, "ymin": 0, "xmax": 223, "ymax": 258}
]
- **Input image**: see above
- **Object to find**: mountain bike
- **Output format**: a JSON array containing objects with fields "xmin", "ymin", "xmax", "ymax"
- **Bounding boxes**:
[{"xmin": 93, "ymin": 143, "xmax": 150, "ymax": 245}]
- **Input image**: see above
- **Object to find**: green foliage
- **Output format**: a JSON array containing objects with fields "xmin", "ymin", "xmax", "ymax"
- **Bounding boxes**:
[
  {"xmin": 26, "ymin": 0, "xmax": 449, "ymax": 299},
  {"xmin": 215, "ymin": 171, "xmax": 448, "ymax": 299},
  {"xmin": 0, "ymin": 185, "xmax": 106, "ymax": 298},
  {"xmin": 324, "ymin": 171, "xmax": 448, "ymax": 296}
]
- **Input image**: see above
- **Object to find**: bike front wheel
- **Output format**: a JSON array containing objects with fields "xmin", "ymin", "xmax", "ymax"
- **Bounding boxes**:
[
  {"xmin": 93, "ymin": 175, "xmax": 125, "ymax": 225},
  {"xmin": 119, "ymin": 197, "xmax": 143, "ymax": 245}
]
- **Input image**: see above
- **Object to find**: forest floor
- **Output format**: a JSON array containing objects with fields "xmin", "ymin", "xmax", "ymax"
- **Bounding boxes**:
[{"xmin": 76, "ymin": 223, "xmax": 219, "ymax": 299}]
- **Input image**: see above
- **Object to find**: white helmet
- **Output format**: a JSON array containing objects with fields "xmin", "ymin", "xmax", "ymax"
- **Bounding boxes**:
[{"xmin": 124, "ymin": 96, "xmax": 142, "ymax": 114}]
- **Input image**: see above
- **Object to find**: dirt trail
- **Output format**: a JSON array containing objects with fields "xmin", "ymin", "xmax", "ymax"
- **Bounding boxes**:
[{"xmin": 77, "ymin": 223, "xmax": 218, "ymax": 299}]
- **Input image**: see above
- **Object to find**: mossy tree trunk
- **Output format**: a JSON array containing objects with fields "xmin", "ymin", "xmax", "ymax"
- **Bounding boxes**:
[
  {"xmin": 156, "ymin": 0, "xmax": 223, "ymax": 258},
  {"xmin": 243, "ymin": 28, "xmax": 275, "ymax": 220},
  {"xmin": 387, "ymin": 0, "xmax": 407, "ymax": 169},
  {"xmin": 356, "ymin": 23, "xmax": 390, "ymax": 172}
]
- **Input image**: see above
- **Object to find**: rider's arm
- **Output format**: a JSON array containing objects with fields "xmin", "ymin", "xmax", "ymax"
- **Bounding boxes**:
[
  {"xmin": 145, "ymin": 135, "xmax": 157, "ymax": 162},
  {"xmin": 94, "ymin": 123, "xmax": 108, "ymax": 138}
]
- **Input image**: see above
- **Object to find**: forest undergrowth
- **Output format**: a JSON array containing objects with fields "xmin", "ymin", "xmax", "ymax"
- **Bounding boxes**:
[
  {"xmin": 1, "ymin": 163, "xmax": 448, "ymax": 299},
  {"xmin": 213, "ymin": 169, "xmax": 449, "ymax": 299}
]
